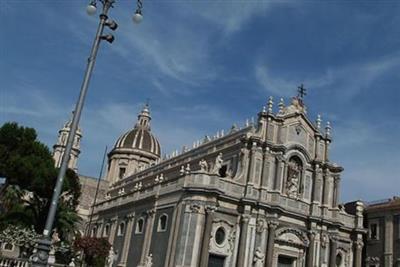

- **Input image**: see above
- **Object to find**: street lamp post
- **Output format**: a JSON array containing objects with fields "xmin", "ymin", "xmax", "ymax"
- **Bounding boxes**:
[{"xmin": 30, "ymin": 1, "xmax": 143, "ymax": 266}]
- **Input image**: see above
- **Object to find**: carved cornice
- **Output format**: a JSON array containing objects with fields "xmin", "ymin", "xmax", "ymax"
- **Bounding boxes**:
[
  {"xmin": 189, "ymin": 203, "xmax": 202, "ymax": 213},
  {"xmin": 146, "ymin": 208, "xmax": 156, "ymax": 217},
  {"xmin": 354, "ymin": 240, "xmax": 364, "ymax": 249},
  {"xmin": 275, "ymin": 227, "xmax": 309, "ymax": 247},
  {"xmin": 205, "ymin": 205, "xmax": 218, "ymax": 214},
  {"xmin": 268, "ymin": 220, "xmax": 279, "ymax": 229}
]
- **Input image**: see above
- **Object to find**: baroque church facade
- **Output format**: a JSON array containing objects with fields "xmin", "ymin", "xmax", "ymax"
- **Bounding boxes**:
[{"xmin": 80, "ymin": 96, "xmax": 365, "ymax": 267}]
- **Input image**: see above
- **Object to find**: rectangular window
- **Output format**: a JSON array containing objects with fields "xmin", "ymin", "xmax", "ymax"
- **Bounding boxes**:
[
  {"xmin": 119, "ymin": 167, "xmax": 126, "ymax": 180},
  {"xmin": 370, "ymin": 223, "xmax": 378, "ymax": 240}
]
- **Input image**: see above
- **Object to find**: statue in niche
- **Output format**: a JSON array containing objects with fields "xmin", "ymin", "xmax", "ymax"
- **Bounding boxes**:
[
  {"xmin": 253, "ymin": 247, "xmax": 265, "ymax": 266},
  {"xmin": 106, "ymin": 246, "xmax": 116, "ymax": 267},
  {"xmin": 286, "ymin": 157, "xmax": 302, "ymax": 198},
  {"xmin": 144, "ymin": 253, "xmax": 153, "ymax": 267},
  {"xmin": 199, "ymin": 159, "xmax": 208, "ymax": 172},
  {"xmin": 212, "ymin": 153, "xmax": 223, "ymax": 175}
]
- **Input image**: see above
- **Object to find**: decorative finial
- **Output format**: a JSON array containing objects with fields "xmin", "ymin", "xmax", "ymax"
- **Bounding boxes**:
[
  {"xmin": 325, "ymin": 121, "xmax": 331, "ymax": 137},
  {"xmin": 267, "ymin": 96, "xmax": 273, "ymax": 113},
  {"xmin": 316, "ymin": 114, "xmax": 321, "ymax": 130},
  {"xmin": 262, "ymin": 106, "xmax": 267, "ymax": 113},
  {"xmin": 278, "ymin": 98, "xmax": 284, "ymax": 114}
]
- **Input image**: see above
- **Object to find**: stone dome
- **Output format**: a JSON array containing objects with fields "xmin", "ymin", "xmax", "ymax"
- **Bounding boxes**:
[{"xmin": 114, "ymin": 105, "xmax": 161, "ymax": 157}]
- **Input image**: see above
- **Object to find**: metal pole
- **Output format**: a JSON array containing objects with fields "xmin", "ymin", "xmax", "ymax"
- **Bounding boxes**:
[
  {"xmin": 31, "ymin": 2, "xmax": 113, "ymax": 266},
  {"xmin": 86, "ymin": 145, "xmax": 108, "ymax": 235}
]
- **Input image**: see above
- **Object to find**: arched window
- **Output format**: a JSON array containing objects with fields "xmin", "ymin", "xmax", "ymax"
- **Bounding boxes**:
[
  {"xmin": 118, "ymin": 222, "xmax": 125, "ymax": 236},
  {"xmin": 336, "ymin": 253, "xmax": 343, "ymax": 266},
  {"xmin": 119, "ymin": 167, "xmax": 126, "ymax": 180},
  {"xmin": 103, "ymin": 224, "xmax": 110, "ymax": 237},
  {"xmin": 135, "ymin": 218, "xmax": 144, "ymax": 234},
  {"xmin": 157, "ymin": 214, "xmax": 168, "ymax": 232},
  {"xmin": 286, "ymin": 156, "xmax": 303, "ymax": 198},
  {"xmin": 91, "ymin": 226, "xmax": 97, "ymax": 237}
]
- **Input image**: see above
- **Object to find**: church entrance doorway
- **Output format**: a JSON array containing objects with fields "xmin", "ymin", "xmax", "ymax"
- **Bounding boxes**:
[
  {"xmin": 208, "ymin": 254, "xmax": 225, "ymax": 267},
  {"xmin": 278, "ymin": 255, "xmax": 295, "ymax": 267}
]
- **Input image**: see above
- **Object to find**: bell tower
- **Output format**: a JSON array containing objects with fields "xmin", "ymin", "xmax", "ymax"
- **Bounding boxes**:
[{"xmin": 53, "ymin": 113, "xmax": 82, "ymax": 172}]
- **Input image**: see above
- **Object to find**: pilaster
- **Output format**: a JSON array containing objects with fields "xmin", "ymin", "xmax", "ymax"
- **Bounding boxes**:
[
  {"xmin": 118, "ymin": 213, "xmax": 135, "ymax": 267},
  {"xmin": 328, "ymin": 235, "xmax": 338, "ymax": 267},
  {"xmin": 108, "ymin": 216, "xmax": 118, "ymax": 245},
  {"xmin": 236, "ymin": 214, "xmax": 250, "ymax": 267},
  {"xmin": 199, "ymin": 205, "xmax": 217, "ymax": 267},
  {"xmin": 140, "ymin": 209, "xmax": 156, "ymax": 265},
  {"xmin": 384, "ymin": 214, "xmax": 394, "ymax": 267},
  {"xmin": 306, "ymin": 230, "xmax": 317, "ymax": 267},
  {"xmin": 265, "ymin": 220, "xmax": 278, "ymax": 267},
  {"xmin": 353, "ymin": 239, "xmax": 363, "ymax": 267},
  {"xmin": 274, "ymin": 155, "xmax": 285, "ymax": 192}
]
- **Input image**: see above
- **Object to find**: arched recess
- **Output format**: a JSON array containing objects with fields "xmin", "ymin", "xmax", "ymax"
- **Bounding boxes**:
[
  {"xmin": 274, "ymin": 227, "xmax": 309, "ymax": 267},
  {"xmin": 283, "ymin": 147, "xmax": 313, "ymax": 200}
]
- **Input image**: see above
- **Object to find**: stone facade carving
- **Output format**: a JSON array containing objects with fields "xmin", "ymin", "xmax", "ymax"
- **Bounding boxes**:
[
  {"xmin": 106, "ymin": 246, "xmax": 116, "ymax": 267},
  {"xmin": 199, "ymin": 159, "xmax": 208, "ymax": 172},
  {"xmin": 211, "ymin": 153, "xmax": 223, "ymax": 175},
  {"xmin": 144, "ymin": 254, "xmax": 153, "ymax": 267},
  {"xmin": 275, "ymin": 227, "xmax": 309, "ymax": 247},
  {"xmin": 86, "ymin": 96, "xmax": 365, "ymax": 267},
  {"xmin": 286, "ymin": 157, "xmax": 302, "ymax": 198},
  {"xmin": 253, "ymin": 247, "xmax": 265, "ymax": 266}
]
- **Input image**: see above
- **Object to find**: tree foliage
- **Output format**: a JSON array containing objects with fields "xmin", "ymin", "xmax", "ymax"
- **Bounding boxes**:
[
  {"xmin": 0, "ymin": 122, "xmax": 81, "ymax": 242},
  {"xmin": 74, "ymin": 237, "xmax": 111, "ymax": 267}
]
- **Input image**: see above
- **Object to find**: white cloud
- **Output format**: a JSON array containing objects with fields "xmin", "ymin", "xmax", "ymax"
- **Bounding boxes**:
[
  {"xmin": 255, "ymin": 51, "xmax": 400, "ymax": 99},
  {"xmin": 191, "ymin": 1, "xmax": 271, "ymax": 34},
  {"xmin": 255, "ymin": 65, "xmax": 296, "ymax": 96}
]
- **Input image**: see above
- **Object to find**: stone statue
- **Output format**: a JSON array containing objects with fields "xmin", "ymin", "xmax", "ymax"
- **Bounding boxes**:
[
  {"xmin": 286, "ymin": 159, "xmax": 301, "ymax": 198},
  {"xmin": 212, "ymin": 153, "xmax": 223, "ymax": 175},
  {"xmin": 253, "ymin": 247, "xmax": 265, "ymax": 266},
  {"xmin": 144, "ymin": 253, "xmax": 153, "ymax": 267},
  {"xmin": 68, "ymin": 258, "xmax": 75, "ymax": 267},
  {"xmin": 106, "ymin": 246, "xmax": 116, "ymax": 267},
  {"xmin": 199, "ymin": 159, "xmax": 208, "ymax": 172}
]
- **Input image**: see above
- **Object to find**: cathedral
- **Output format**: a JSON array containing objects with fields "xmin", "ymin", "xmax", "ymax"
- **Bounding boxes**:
[{"xmin": 60, "ymin": 95, "xmax": 366, "ymax": 267}]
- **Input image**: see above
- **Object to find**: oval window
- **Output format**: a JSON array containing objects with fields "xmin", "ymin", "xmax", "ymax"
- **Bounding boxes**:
[{"xmin": 215, "ymin": 227, "xmax": 226, "ymax": 245}]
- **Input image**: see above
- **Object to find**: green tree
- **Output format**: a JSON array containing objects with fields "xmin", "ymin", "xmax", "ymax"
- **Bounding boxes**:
[{"xmin": 0, "ymin": 122, "xmax": 81, "ymax": 241}]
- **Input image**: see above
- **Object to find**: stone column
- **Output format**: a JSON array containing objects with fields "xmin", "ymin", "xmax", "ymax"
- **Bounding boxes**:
[
  {"xmin": 384, "ymin": 214, "xmax": 394, "ymax": 267},
  {"xmin": 109, "ymin": 217, "xmax": 118, "ymax": 245},
  {"xmin": 265, "ymin": 221, "xmax": 278, "ymax": 267},
  {"xmin": 274, "ymin": 156, "xmax": 285, "ymax": 192},
  {"xmin": 322, "ymin": 170, "xmax": 330, "ymax": 206},
  {"xmin": 353, "ymin": 240, "xmax": 363, "ymax": 267},
  {"xmin": 199, "ymin": 205, "xmax": 217, "ymax": 267},
  {"xmin": 332, "ymin": 177, "xmax": 340, "ymax": 208},
  {"xmin": 262, "ymin": 152, "xmax": 275, "ymax": 189},
  {"xmin": 306, "ymin": 231, "xmax": 316, "ymax": 267},
  {"xmin": 328, "ymin": 236, "xmax": 338, "ymax": 267},
  {"xmin": 140, "ymin": 209, "xmax": 156, "ymax": 264},
  {"xmin": 247, "ymin": 142, "xmax": 257, "ymax": 185},
  {"xmin": 236, "ymin": 215, "xmax": 250, "ymax": 267},
  {"xmin": 118, "ymin": 213, "xmax": 135, "ymax": 267},
  {"xmin": 312, "ymin": 165, "xmax": 323, "ymax": 203},
  {"xmin": 257, "ymin": 218, "xmax": 268, "ymax": 255}
]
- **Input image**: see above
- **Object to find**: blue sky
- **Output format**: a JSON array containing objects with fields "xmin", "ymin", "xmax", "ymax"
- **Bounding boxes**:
[{"xmin": 1, "ymin": 1, "xmax": 399, "ymax": 202}]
